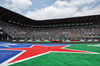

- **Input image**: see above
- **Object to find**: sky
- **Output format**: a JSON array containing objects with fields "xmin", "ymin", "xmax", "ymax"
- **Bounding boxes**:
[{"xmin": 0, "ymin": 0, "xmax": 100, "ymax": 20}]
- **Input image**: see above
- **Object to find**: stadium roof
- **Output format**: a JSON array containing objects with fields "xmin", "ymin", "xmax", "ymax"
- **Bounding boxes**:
[{"xmin": 0, "ymin": 6, "xmax": 100, "ymax": 25}]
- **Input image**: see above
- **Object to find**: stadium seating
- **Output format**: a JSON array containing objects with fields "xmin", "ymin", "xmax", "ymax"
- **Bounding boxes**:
[{"xmin": 0, "ymin": 21, "xmax": 100, "ymax": 40}]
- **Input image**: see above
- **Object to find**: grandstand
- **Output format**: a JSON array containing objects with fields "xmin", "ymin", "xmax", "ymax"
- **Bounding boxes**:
[{"xmin": 0, "ymin": 6, "xmax": 100, "ymax": 42}]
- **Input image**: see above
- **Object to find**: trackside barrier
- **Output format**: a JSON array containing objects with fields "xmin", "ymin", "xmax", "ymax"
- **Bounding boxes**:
[
  {"xmin": 12, "ymin": 39, "xmax": 100, "ymax": 42},
  {"xmin": 19, "ymin": 40, "xmax": 25, "ymax": 42},
  {"xmin": 12, "ymin": 40, "xmax": 18, "ymax": 42},
  {"xmin": 35, "ymin": 40, "xmax": 42, "ymax": 42},
  {"xmin": 80, "ymin": 40, "xmax": 85, "ymax": 42},
  {"xmin": 62, "ymin": 40, "xmax": 70, "ymax": 42},
  {"xmin": 44, "ymin": 40, "xmax": 50, "ymax": 42},
  {"xmin": 27, "ymin": 40, "xmax": 32, "ymax": 41},
  {"xmin": 94, "ymin": 40, "xmax": 98, "ymax": 41},
  {"xmin": 35, "ymin": 40, "xmax": 40, "ymax": 41},
  {"xmin": 27, "ymin": 40, "xmax": 33, "ymax": 42},
  {"xmin": 73, "ymin": 40, "xmax": 80, "ymax": 41},
  {"xmin": 12, "ymin": 40, "xmax": 16, "ymax": 42},
  {"xmin": 98, "ymin": 40, "xmax": 100, "ymax": 41},
  {"xmin": 87, "ymin": 40, "xmax": 92, "ymax": 41}
]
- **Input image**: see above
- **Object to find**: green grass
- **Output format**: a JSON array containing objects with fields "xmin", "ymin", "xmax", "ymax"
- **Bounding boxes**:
[{"xmin": 10, "ymin": 44, "xmax": 100, "ymax": 66}]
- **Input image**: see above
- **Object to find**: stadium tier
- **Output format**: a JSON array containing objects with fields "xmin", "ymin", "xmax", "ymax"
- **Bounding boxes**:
[
  {"xmin": 0, "ymin": 6, "xmax": 100, "ymax": 42},
  {"xmin": 0, "ymin": 21, "xmax": 100, "ymax": 41}
]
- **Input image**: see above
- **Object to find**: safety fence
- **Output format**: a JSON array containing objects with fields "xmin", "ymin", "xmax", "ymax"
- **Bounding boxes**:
[{"xmin": 12, "ymin": 39, "xmax": 100, "ymax": 42}]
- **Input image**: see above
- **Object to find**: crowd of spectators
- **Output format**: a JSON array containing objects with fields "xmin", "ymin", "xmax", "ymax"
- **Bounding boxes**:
[{"xmin": 0, "ymin": 21, "xmax": 100, "ymax": 39}]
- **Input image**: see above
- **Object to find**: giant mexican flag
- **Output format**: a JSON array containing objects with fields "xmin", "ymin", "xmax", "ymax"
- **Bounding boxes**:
[{"xmin": 0, "ymin": 42, "xmax": 100, "ymax": 66}]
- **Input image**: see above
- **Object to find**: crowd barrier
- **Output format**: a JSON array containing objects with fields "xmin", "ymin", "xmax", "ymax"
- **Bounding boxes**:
[{"xmin": 12, "ymin": 39, "xmax": 100, "ymax": 42}]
